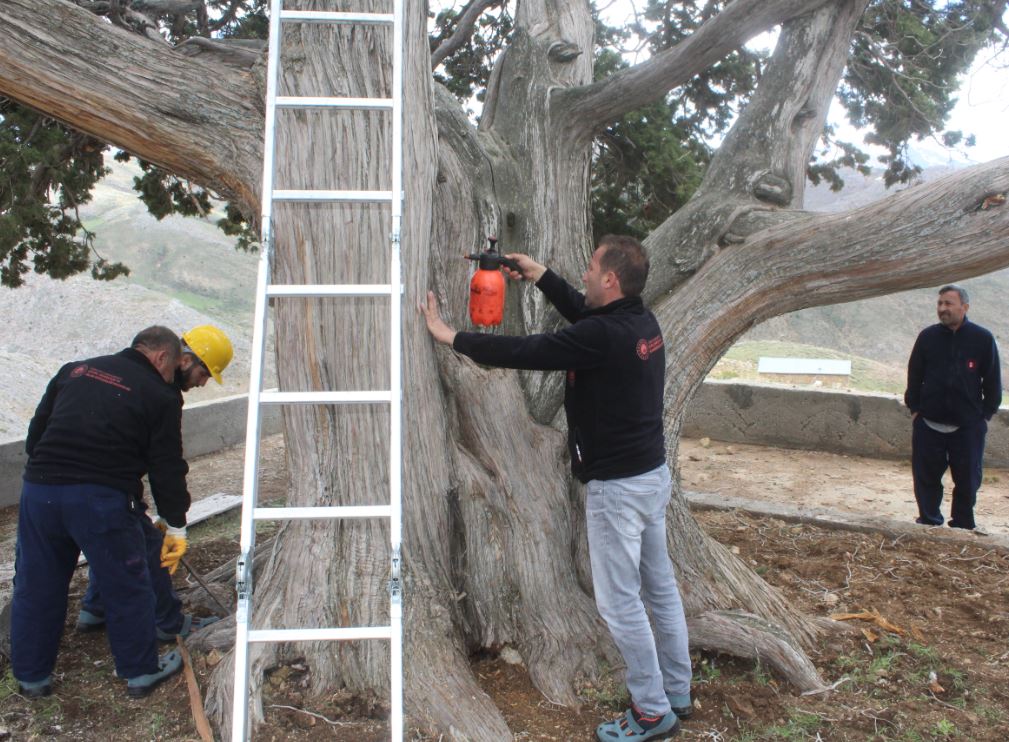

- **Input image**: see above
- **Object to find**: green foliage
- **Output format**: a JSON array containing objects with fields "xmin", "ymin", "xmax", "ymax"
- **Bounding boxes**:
[
  {"xmin": 841, "ymin": 1, "xmax": 1007, "ymax": 185},
  {"xmin": 0, "ymin": 99, "xmax": 127, "ymax": 287},
  {"xmin": 431, "ymin": 1, "xmax": 513, "ymax": 104},
  {"xmin": 3, "ymin": 0, "xmax": 1007, "ymax": 288},
  {"xmin": 590, "ymin": 49, "xmax": 709, "ymax": 241}
]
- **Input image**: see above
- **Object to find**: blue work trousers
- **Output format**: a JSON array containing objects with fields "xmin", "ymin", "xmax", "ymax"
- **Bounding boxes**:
[
  {"xmin": 82, "ymin": 516, "xmax": 185, "ymax": 634},
  {"xmin": 586, "ymin": 463, "xmax": 692, "ymax": 715},
  {"xmin": 911, "ymin": 416, "xmax": 987, "ymax": 529},
  {"xmin": 11, "ymin": 480, "xmax": 159, "ymax": 682}
]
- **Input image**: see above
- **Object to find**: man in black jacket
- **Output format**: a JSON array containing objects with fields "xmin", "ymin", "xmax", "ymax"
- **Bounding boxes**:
[
  {"xmin": 76, "ymin": 324, "xmax": 235, "ymax": 640},
  {"xmin": 422, "ymin": 236, "xmax": 691, "ymax": 742},
  {"xmin": 905, "ymin": 285, "xmax": 1002, "ymax": 530},
  {"xmin": 12, "ymin": 327, "xmax": 188, "ymax": 699}
]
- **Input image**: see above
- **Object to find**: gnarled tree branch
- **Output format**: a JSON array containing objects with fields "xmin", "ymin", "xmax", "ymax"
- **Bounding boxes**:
[
  {"xmin": 555, "ymin": 0, "xmax": 833, "ymax": 136},
  {"xmin": 0, "ymin": 0, "xmax": 262, "ymax": 209},
  {"xmin": 430, "ymin": 0, "xmax": 501, "ymax": 69}
]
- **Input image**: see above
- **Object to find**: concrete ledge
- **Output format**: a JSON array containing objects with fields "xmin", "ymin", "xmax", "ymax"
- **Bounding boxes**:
[
  {"xmin": 683, "ymin": 380, "xmax": 1009, "ymax": 468},
  {"xmin": 3, "ymin": 381, "xmax": 1005, "ymax": 508},
  {"xmin": 0, "ymin": 392, "xmax": 281, "ymax": 508},
  {"xmin": 685, "ymin": 489, "xmax": 1009, "ymax": 553}
]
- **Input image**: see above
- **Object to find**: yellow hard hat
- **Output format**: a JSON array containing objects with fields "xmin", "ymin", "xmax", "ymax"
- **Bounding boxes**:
[{"xmin": 182, "ymin": 325, "xmax": 233, "ymax": 384}]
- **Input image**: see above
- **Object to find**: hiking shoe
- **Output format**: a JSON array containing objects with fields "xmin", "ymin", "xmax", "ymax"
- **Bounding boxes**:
[
  {"xmin": 75, "ymin": 608, "xmax": 107, "ymax": 633},
  {"xmin": 670, "ymin": 703, "xmax": 692, "ymax": 720},
  {"xmin": 665, "ymin": 692, "xmax": 692, "ymax": 720},
  {"xmin": 17, "ymin": 677, "xmax": 52, "ymax": 699},
  {"xmin": 126, "ymin": 650, "xmax": 183, "ymax": 698},
  {"xmin": 596, "ymin": 706, "xmax": 680, "ymax": 741},
  {"xmin": 156, "ymin": 613, "xmax": 221, "ymax": 641}
]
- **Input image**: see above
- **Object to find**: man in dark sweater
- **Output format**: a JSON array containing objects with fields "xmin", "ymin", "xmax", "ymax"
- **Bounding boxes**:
[
  {"xmin": 905, "ymin": 285, "xmax": 1002, "ymax": 530},
  {"xmin": 422, "ymin": 235, "xmax": 691, "ymax": 741},
  {"xmin": 76, "ymin": 324, "xmax": 234, "ymax": 640},
  {"xmin": 12, "ymin": 327, "xmax": 189, "ymax": 699}
]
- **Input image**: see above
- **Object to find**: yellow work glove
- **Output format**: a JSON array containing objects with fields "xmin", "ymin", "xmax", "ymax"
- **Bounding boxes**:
[{"xmin": 160, "ymin": 525, "xmax": 188, "ymax": 575}]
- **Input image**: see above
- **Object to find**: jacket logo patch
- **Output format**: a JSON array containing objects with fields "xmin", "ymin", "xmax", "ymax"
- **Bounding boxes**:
[
  {"xmin": 967, "ymin": 359, "xmax": 977, "ymax": 370},
  {"xmin": 83, "ymin": 367, "xmax": 132, "ymax": 392},
  {"xmin": 70, "ymin": 364, "xmax": 88, "ymax": 378},
  {"xmin": 637, "ymin": 335, "xmax": 664, "ymax": 360}
]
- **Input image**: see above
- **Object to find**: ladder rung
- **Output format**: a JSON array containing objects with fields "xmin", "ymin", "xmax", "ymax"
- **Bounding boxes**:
[
  {"xmin": 248, "ymin": 626, "xmax": 392, "ymax": 643},
  {"xmin": 276, "ymin": 96, "xmax": 394, "ymax": 110},
  {"xmin": 273, "ymin": 189, "xmax": 393, "ymax": 203},
  {"xmin": 279, "ymin": 10, "xmax": 394, "ymax": 25},
  {"xmin": 260, "ymin": 390, "xmax": 392, "ymax": 405},
  {"xmin": 266, "ymin": 284, "xmax": 393, "ymax": 298},
  {"xmin": 253, "ymin": 505, "xmax": 392, "ymax": 521}
]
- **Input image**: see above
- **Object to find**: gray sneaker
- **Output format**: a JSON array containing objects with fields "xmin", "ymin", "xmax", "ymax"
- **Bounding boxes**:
[{"xmin": 126, "ymin": 650, "xmax": 183, "ymax": 698}]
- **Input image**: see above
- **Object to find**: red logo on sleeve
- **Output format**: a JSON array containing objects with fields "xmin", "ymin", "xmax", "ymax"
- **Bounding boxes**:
[
  {"xmin": 967, "ymin": 359, "xmax": 977, "ymax": 370},
  {"xmin": 637, "ymin": 335, "xmax": 664, "ymax": 360}
]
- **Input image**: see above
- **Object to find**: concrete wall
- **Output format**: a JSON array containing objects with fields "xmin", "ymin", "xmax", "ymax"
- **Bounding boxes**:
[
  {"xmin": 682, "ymin": 380, "xmax": 1009, "ymax": 467},
  {"xmin": 0, "ymin": 393, "xmax": 281, "ymax": 508},
  {"xmin": 3, "ymin": 382, "xmax": 1006, "ymax": 508}
]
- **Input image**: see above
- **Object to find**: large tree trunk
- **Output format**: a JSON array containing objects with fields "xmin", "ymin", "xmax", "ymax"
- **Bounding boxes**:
[{"xmin": 4, "ymin": 1, "xmax": 1009, "ymax": 739}]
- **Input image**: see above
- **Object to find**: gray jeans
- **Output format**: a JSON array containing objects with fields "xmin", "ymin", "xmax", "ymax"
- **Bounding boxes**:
[{"xmin": 586, "ymin": 463, "xmax": 692, "ymax": 714}]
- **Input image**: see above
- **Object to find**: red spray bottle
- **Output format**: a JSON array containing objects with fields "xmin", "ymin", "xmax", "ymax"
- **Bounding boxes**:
[{"xmin": 464, "ymin": 237, "xmax": 520, "ymax": 327}]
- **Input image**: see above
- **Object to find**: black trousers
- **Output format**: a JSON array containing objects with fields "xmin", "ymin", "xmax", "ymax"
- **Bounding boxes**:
[{"xmin": 911, "ymin": 416, "xmax": 987, "ymax": 529}]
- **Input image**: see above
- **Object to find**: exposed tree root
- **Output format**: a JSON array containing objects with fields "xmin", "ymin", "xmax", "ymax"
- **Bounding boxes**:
[{"xmin": 687, "ymin": 610, "xmax": 828, "ymax": 693}]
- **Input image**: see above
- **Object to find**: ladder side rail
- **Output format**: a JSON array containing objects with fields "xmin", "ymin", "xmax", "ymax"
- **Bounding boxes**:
[
  {"xmin": 388, "ymin": 0, "xmax": 405, "ymax": 736},
  {"xmin": 233, "ymin": 0, "xmax": 285, "ymax": 738}
]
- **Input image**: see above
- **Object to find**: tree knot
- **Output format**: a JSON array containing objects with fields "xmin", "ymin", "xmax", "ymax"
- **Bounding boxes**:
[
  {"xmin": 750, "ymin": 171, "xmax": 792, "ymax": 207},
  {"xmin": 547, "ymin": 40, "xmax": 582, "ymax": 63}
]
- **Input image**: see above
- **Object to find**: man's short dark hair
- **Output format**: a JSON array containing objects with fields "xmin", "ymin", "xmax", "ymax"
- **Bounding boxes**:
[
  {"xmin": 597, "ymin": 234, "xmax": 649, "ymax": 298},
  {"xmin": 132, "ymin": 326, "xmax": 182, "ymax": 365},
  {"xmin": 939, "ymin": 284, "xmax": 969, "ymax": 304}
]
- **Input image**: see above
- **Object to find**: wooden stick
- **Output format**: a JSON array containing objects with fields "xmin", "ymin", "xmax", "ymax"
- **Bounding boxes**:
[{"xmin": 176, "ymin": 636, "xmax": 214, "ymax": 742}]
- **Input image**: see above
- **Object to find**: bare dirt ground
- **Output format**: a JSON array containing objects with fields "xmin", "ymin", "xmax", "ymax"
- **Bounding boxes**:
[
  {"xmin": 3, "ymin": 436, "xmax": 1009, "ymax": 740},
  {"xmin": 678, "ymin": 437, "xmax": 1009, "ymax": 537}
]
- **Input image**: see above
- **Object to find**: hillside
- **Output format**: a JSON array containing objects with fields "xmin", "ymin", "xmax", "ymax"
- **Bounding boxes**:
[
  {"xmin": 0, "ymin": 161, "xmax": 272, "ymax": 439},
  {"xmin": 2, "ymin": 161, "xmax": 1006, "ymax": 438}
]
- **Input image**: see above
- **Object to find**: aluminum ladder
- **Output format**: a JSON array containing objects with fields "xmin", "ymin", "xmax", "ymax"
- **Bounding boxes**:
[{"xmin": 231, "ymin": 0, "xmax": 404, "ymax": 738}]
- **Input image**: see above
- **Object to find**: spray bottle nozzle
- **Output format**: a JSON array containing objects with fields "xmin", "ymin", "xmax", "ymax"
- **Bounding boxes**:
[{"xmin": 464, "ymin": 236, "xmax": 519, "ymax": 272}]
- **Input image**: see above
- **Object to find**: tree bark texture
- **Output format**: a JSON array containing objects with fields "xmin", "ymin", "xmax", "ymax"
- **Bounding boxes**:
[{"xmin": 4, "ymin": 1, "xmax": 1009, "ymax": 739}]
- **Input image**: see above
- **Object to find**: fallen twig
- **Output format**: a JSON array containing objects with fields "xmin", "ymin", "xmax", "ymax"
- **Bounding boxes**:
[
  {"xmin": 801, "ymin": 676, "xmax": 851, "ymax": 696},
  {"xmin": 266, "ymin": 704, "xmax": 351, "ymax": 727}
]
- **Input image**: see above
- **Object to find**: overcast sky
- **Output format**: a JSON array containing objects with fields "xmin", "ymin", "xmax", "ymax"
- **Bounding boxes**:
[{"xmin": 588, "ymin": 3, "xmax": 1009, "ymax": 168}]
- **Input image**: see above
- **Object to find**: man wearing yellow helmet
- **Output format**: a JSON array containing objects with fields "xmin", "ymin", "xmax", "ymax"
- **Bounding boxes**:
[
  {"xmin": 177, "ymin": 324, "xmax": 234, "ymax": 391},
  {"xmin": 76, "ymin": 325, "xmax": 234, "ymax": 642}
]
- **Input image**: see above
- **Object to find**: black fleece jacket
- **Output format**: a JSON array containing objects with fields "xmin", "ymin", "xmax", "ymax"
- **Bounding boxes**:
[
  {"xmin": 24, "ymin": 348, "xmax": 191, "ymax": 527},
  {"xmin": 904, "ymin": 318, "xmax": 1002, "ymax": 427},
  {"xmin": 453, "ymin": 269, "xmax": 666, "ymax": 482}
]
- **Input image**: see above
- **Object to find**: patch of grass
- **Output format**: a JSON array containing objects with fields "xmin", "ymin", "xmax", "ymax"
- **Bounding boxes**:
[
  {"xmin": 748, "ymin": 710, "xmax": 823, "ymax": 740},
  {"xmin": 0, "ymin": 669, "xmax": 19, "ymax": 702},
  {"xmin": 750, "ymin": 660, "xmax": 773, "ymax": 686},
  {"xmin": 976, "ymin": 703, "xmax": 1006, "ymax": 725},
  {"xmin": 578, "ymin": 665, "xmax": 629, "ymax": 709},
  {"xmin": 933, "ymin": 718, "xmax": 956, "ymax": 738},
  {"xmin": 693, "ymin": 656, "xmax": 721, "ymax": 684}
]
